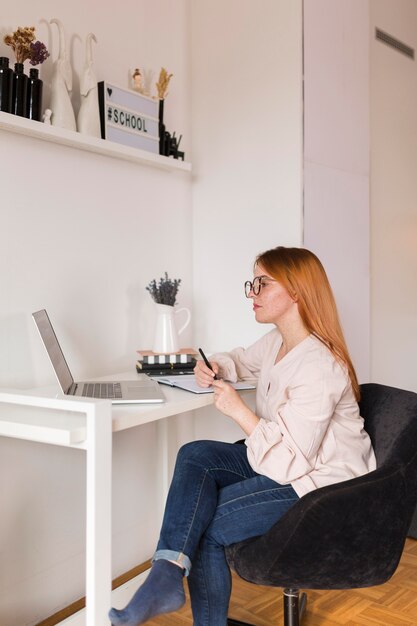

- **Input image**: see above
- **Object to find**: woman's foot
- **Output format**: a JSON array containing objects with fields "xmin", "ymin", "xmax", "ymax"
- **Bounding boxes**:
[{"xmin": 108, "ymin": 559, "xmax": 185, "ymax": 626}]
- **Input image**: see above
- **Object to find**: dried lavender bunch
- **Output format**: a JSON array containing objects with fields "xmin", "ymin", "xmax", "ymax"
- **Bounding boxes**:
[
  {"xmin": 146, "ymin": 272, "xmax": 181, "ymax": 306},
  {"xmin": 29, "ymin": 40, "xmax": 50, "ymax": 65}
]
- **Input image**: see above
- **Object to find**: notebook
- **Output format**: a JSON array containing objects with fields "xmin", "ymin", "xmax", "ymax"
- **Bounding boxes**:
[
  {"xmin": 32, "ymin": 309, "xmax": 165, "ymax": 404},
  {"xmin": 152, "ymin": 374, "xmax": 256, "ymax": 394}
]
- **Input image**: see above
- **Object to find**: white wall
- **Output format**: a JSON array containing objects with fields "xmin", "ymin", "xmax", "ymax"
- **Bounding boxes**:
[
  {"xmin": 190, "ymin": 0, "xmax": 304, "ymax": 354},
  {"xmin": 0, "ymin": 2, "xmax": 192, "ymax": 624},
  {"xmin": 303, "ymin": 0, "xmax": 371, "ymax": 383},
  {"xmin": 370, "ymin": 0, "xmax": 417, "ymax": 393},
  {"xmin": 189, "ymin": 0, "xmax": 304, "ymax": 469}
]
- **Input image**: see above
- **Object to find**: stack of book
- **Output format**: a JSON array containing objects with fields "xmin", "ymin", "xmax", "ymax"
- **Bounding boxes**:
[{"xmin": 136, "ymin": 348, "xmax": 198, "ymax": 377}]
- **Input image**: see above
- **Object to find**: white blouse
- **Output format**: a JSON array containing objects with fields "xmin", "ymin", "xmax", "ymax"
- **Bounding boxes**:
[{"xmin": 212, "ymin": 329, "xmax": 376, "ymax": 497}]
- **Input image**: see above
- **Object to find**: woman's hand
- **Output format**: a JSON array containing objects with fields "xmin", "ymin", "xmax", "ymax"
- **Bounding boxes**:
[
  {"xmin": 194, "ymin": 359, "xmax": 220, "ymax": 387},
  {"xmin": 211, "ymin": 379, "xmax": 244, "ymax": 417},
  {"xmin": 211, "ymin": 379, "xmax": 259, "ymax": 435}
]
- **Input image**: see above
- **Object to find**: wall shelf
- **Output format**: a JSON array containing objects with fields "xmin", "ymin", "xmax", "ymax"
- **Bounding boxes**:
[{"xmin": 0, "ymin": 111, "xmax": 191, "ymax": 173}]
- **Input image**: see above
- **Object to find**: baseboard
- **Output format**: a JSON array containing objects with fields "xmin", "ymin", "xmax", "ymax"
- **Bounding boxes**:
[{"xmin": 35, "ymin": 560, "xmax": 151, "ymax": 626}]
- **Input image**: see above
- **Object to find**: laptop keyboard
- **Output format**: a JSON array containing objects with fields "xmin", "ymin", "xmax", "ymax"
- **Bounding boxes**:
[{"xmin": 82, "ymin": 382, "xmax": 123, "ymax": 399}]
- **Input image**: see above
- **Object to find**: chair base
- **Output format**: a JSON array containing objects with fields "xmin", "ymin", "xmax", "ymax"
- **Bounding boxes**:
[
  {"xmin": 284, "ymin": 589, "xmax": 307, "ymax": 626},
  {"xmin": 227, "ymin": 588, "xmax": 307, "ymax": 626}
]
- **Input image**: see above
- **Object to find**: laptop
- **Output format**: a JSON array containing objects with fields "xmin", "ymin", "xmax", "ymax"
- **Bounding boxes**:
[{"xmin": 32, "ymin": 309, "xmax": 165, "ymax": 404}]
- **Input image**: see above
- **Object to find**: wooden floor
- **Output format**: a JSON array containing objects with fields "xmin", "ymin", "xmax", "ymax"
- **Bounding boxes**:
[{"xmin": 146, "ymin": 538, "xmax": 417, "ymax": 626}]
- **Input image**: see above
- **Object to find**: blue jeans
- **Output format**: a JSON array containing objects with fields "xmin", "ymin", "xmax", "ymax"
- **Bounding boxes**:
[{"xmin": 153, "ymin": 440, "xmax": 299, "ymax": 626}]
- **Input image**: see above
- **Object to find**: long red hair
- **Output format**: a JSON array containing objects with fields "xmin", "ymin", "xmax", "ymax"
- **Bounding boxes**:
[{"xmin": 256, "ymin": 246, "xmax": 360, "ymax": 400}]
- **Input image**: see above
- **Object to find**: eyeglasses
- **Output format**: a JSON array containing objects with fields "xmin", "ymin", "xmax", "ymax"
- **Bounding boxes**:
[{"xmin": 244, "ymin": 276, "xmax": 275, "ymax": 297}]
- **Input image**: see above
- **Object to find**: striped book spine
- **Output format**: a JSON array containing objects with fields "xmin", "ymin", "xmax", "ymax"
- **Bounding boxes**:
[
  {"xmin": 136, "ymin": 359, "xmax": 196, "ymax": 371},
  {"xmin": 137, "ymin": 349, "xmax": 198, "ymax": 365}
]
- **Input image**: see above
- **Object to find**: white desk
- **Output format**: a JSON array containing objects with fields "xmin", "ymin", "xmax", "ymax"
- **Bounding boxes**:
[{"xmin": 0, "ymin": 373, "xmax": 224, "ymax": 626}]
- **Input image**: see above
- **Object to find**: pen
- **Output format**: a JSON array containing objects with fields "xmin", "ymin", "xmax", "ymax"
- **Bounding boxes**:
[{"xmin": 198, "ymin": 347, "xmax": 218, "ymax": 380}]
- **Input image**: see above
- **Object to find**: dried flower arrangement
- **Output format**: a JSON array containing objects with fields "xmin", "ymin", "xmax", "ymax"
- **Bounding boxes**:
[
  {"xmin": 146, "ymin": 272, "xmax": 181, "ymax": 306},
  {"xmin": 4, "ymin": 26, "xmax": 50, "ymax": 65},
  {"xmin": 155, "ymin": 67, "xmax": 173, "ymax": 100}
]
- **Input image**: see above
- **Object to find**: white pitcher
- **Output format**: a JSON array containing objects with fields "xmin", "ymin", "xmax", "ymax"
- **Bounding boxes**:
[{"xmin": 153, "ymin": 303, "xmax": 191, "ymax": 353}]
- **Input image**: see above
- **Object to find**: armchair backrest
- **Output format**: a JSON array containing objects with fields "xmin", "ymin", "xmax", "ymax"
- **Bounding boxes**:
[{"xmin": 359, "ymin": 383, "xmax": 417, "ymax": 469}]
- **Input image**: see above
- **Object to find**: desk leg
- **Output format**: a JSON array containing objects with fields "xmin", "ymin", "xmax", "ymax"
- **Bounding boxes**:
[
  {"xmin": 156, "ymin": 420, "xmax": 169, "ymax": 518},
  {"xmin": 85, "ymin": 402, "xmax": 112, "ymax": 625}
]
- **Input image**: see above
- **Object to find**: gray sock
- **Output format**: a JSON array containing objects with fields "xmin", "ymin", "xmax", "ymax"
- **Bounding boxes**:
[{"xmin": 108, "ymin": 559, "xmax": 185, "ymax": 626}]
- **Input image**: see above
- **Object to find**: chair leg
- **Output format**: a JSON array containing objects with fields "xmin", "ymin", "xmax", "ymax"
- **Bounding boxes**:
[
  {"xmin": 227, "ymin": 588, "xmax": 307, "ymax": 626},
  {"xmin": 283, "ymin": 588, "xmax": 307, "ymax": 626}
]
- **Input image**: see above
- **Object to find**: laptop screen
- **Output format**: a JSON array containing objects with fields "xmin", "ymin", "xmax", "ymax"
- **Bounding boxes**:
[{"xmin": 32, "ymin": 309, "xmax": 74, "ymax": 394}]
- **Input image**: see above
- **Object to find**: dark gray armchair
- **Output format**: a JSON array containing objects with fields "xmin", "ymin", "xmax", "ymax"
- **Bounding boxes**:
[{"xmin": 226, "ymin": 383, "xmax": 417, "ymax": 626}]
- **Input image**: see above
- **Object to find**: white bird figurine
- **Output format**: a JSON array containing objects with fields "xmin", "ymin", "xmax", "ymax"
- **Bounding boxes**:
[
  {"xmin": 77, "ymin": 33, "xmax": 101, "ymax": 137},
  {"xmin": 49, "ymin": 18, "xmax": 76, "ymax": 131}
]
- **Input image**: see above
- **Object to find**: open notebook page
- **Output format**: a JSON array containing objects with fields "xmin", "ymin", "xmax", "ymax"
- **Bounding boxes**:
[{"xmin": 151, "ymin": 374, "xmax": 256, "ymax": 394}]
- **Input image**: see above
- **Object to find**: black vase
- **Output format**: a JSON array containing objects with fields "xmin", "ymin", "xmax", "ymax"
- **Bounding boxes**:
[
  {"xmin": 0, "ymin": 57, "xmax": 13, "ymax": 113},
  {"xmin": 159, "ymin": 98, "xmax": 166, "ymax": 155},
  {"xmin": 26, "ymin": 68, "xmax": 43, "ymax": 121},
  {"xmin": 12, "ymin": 62, "xmax": 28, "ymax": 117}
]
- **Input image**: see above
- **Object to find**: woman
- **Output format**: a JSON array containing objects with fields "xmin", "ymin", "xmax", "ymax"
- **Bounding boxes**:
[{"xmin": 109, "ymin": 246, "xmax": 376, "ymax": 626}]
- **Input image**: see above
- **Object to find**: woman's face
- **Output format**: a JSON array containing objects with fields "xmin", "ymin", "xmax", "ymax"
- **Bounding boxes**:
[{"xmin": 249, "ymin": 264, "xmax": 297, "ymax": 326}]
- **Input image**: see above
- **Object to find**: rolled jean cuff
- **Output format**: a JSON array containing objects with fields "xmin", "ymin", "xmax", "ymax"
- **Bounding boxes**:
[{"xmin": 152, "ymin": 549, "xmax": 192, "ymax": 577}]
